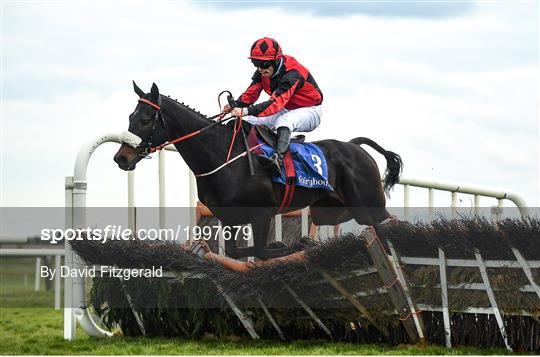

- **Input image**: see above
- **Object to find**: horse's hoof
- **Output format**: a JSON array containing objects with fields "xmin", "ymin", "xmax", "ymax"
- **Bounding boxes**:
[
  {"xmin": 256, "ymin": 247, "xmax": 293, "ymax": 260},
  {"xmin": 188, "ymin": 240, "xmax": 207, "ymax": 258},
  {"xmin": 267, "ymin": 241, "xmax": 288, "ymax": 249},
  {"xmin": 292, "ymin": 236, "xmax": 318, "ymax": 251},
  {"xmin": 379, "ymin": 216, "xmax": 399, "ymax": 226}
]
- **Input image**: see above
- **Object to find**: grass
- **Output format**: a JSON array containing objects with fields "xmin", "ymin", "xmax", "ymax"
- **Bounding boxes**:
[
  {"xmin": 0, "ymin": 257, "xmax": 515, "ymax": 355},
  {"xmin": 0, "ymin": 308, "xmax": 513, "ymax": 355}
]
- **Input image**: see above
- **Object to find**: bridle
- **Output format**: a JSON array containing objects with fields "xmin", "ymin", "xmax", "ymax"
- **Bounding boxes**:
[
  {"xmin": 135, "ymin": 97, "xmax": 165, "ymax": 156},
  {"xmin": 129, "ymin": 93, "xmax": 262, "ymax": 177}
]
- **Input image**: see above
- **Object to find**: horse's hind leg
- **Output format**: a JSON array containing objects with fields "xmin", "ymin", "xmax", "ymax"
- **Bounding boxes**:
[{"xmin": 341, "ymin": 175, "xmax": 391, "ymax": 226}]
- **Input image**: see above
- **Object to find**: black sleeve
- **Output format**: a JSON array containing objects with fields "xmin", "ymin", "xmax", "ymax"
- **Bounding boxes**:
[
  {"xmin": 235, "ymin": 71, "xmax": 262, "ymax": 107},
  {"xmin": 247, "ymin": 70, "xmax": 304, "ymax": 117}
]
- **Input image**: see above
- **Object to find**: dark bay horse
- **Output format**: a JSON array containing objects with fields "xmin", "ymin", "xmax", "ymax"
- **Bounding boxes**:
[{"xmin": 114, "ymin": 82, "xmax": 403, "ymax": 259}]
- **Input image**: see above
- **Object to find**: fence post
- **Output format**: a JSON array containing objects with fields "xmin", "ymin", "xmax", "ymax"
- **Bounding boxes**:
[
  {"xmin": 54, "ymin": 254, "xmax": 61, "ymax": 310},
  {"xmin": 64, "ymin": 176, "xmax": 76, "ymax": 340}
]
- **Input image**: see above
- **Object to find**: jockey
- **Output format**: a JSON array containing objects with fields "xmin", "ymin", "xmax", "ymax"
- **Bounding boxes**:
[{"xmin": 223, "ymin": 37, "xmax": 323, "ymax": 174}]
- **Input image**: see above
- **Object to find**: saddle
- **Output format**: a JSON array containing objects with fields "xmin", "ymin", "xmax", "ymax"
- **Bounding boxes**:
[
  {"xmin": 244, "ymin": 125, "xmax": 298, "ymax": 213},
  {"xmin": 255, "ymin": 125, "xmax": 305, "ymax": 148}
]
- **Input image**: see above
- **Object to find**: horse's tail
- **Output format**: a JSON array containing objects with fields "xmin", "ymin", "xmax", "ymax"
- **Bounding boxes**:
[{"xmin": 350, "ymin": 137, "xmax": 403, "ymax": 195}]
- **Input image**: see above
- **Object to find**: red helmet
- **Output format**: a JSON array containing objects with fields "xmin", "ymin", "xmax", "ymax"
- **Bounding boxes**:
[{"xmin": 249, "ymin": 37, "xmax": 283, "ymax": 60}]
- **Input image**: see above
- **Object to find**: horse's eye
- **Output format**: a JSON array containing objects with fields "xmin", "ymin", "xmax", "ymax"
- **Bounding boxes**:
[
  {"xmin": 142, "ymin": 118, "xmax": 152, "ymax": 125},
  {"xmin": 129, "ymin": 109, "xmax": 140, "ymax": 121}
]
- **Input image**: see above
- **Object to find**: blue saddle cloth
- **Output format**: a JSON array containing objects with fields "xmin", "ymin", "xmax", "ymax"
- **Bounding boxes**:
[{"xmin": 258, "ymin": 141, "xmax": 333, "ymax": 191}]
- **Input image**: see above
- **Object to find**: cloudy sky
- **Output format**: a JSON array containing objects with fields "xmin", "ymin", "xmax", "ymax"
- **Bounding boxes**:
[{"xmin": 1, "ymin": 0, "xmax": 538, "ymax": 212}]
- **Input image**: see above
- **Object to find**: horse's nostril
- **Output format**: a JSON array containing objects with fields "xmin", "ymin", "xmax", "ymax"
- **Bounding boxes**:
[{"xmin": 114, "ymin": 154, "xmax": 128, "ymax": 166}]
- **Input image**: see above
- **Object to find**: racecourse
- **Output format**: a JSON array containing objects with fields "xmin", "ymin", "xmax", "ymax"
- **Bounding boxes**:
[{"xmin": 0, "ymin": 257, "xmax": 513, "ymax": 355}]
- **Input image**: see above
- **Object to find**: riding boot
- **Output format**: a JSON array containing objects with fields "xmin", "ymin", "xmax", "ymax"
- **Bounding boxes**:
[{"xmin": 268, "ymin": 127, "xmax": 291, "ymax": 175}]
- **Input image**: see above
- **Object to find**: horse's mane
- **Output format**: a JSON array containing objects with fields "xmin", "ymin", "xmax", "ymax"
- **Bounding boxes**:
[
  {"xmin": 161, "ymin": 94, "xmax": 215, "ymax": 125},
  {"xmin": 160, "ymin": 94, "xmax": 254, "ymax": 133}
]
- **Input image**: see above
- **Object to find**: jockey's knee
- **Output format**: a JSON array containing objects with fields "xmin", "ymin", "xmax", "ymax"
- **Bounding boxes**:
[{"xmin": 275, "ymin": 106, "xmax": 321, "ymax": 133}]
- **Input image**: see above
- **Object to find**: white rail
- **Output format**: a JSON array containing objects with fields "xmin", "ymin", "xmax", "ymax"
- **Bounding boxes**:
[
  {"xmin": 0, "ymin": 248, "xmax": 63, "ymax": 309},
  {"xmin": 65, "ymin": 133, "xmax": 195, "ymax": 340},
  {"xmin": 398, "ymin": 177, "xmax": 529, "ymax": 218},
  {"xmin": 0, "ymin": 236, "xmax": 28, "ymax": 244}
]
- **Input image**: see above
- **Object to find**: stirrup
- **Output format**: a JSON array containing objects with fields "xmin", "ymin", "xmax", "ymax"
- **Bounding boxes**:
[
  {"xmin": 268, "ymin": 153, "xmax": 283, "ymax": 175},
  {"xmin": 257, "ymin": 154, "xmax": 283, "ymax": 173}
]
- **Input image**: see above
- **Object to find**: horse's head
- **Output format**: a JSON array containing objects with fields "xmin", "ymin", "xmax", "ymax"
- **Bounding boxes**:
[{"xmin": 114, "ymin": 81, "xmax": 169, "ymax": 170}]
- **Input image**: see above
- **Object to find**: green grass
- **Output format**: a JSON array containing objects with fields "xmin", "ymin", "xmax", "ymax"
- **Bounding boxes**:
[
  {"xmin": 0, "ymin": 257, "xmax": 514, "ymax": 355},
  {"xmin": 0, "ymin": 308, "xmax": 513, "ymax": 355}
]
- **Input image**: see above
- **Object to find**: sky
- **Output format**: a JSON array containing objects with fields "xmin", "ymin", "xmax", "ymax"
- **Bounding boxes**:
[{"xmin": 1, "ymin": 0, "xmax": 539, "ymax": 216}]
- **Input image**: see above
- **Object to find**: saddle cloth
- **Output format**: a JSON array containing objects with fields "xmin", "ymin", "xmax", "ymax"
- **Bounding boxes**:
[{"xmin": 247, "ymin": 127, "xmax": 333, "ymax": 191}]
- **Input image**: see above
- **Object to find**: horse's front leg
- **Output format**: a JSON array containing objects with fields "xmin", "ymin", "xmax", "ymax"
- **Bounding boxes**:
[
  {"xmin": 222, "ymin": 224, "xmax": 256, "ymax": 259},
  {"xmin": 252, "ymin": 215, "xmax": 292, "ymax": 260}
]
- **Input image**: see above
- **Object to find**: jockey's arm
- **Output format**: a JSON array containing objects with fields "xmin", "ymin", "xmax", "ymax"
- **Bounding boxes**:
[
  {"xmin": 227, "ymin": 71, "xmax": 263, "ymax": 112},
  {"xmin": 244, "ymin": 70, "xmax": 304, "ymax": 117}
]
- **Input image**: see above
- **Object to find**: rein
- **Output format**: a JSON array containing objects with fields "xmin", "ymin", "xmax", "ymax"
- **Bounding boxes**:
[
  {"xmin": 136, "ymin": 96, "xmax": 247, "ymax": 177},
  {"xmin": 148, "ymin": 112, "xmax": 232, "ymax": 153}
]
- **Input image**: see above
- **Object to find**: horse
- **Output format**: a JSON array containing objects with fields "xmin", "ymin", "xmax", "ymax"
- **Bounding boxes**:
[{"xmin": 114, "ymin": 82, "xmax": 403, "ymax": 260}]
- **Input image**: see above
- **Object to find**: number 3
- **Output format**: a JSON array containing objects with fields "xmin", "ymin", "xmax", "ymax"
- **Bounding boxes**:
[{"xmin": 311, "ymin": 154, "xmax": 323, "ymax": 175}]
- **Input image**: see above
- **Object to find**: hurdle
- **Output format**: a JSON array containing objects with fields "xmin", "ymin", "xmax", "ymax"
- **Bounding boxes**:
[{"xmin": 63, "ymin": 132, "xmax": 531, "ymax": 342}]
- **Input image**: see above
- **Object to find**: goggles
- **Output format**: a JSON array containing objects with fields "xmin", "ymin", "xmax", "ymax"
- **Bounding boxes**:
[{"xmin": 251, "ymin": 59, "xmax": 274, "ymax": 69}]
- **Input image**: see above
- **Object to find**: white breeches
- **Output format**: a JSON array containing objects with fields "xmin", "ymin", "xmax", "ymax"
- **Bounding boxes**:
[{"xmin": 244, "ymin": 105, "xmax": 322, "ymax": 132}]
